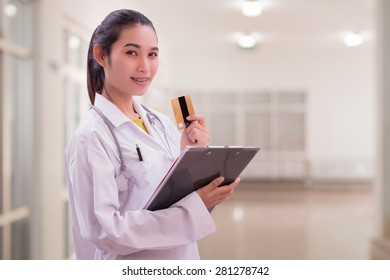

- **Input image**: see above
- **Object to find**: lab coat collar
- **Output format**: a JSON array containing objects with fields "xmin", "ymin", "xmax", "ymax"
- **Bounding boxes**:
[
  {"xmin": 132, "ymin": 99, "xmax": 153, "ymax": 134},
  {"xmin": 94, "ymin": 94, "xmax": 145, "ymax": 128},
  {"xmin": 133, "ymin": 99, "xmax": 170, "ymax": 153},
  {"xmin": 132, "ymin": 98, "xmax": 148, "ymax": 121}
]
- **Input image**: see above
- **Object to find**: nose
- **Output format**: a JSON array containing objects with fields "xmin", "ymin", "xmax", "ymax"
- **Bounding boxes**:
[{"xmin": 136, "ymin": 57, "xmax": 150, "ymax": 74}]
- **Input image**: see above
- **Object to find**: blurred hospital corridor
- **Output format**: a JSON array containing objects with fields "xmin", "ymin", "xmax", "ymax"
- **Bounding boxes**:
[
  {"xmin": 1, "ymin": 0, "xmax": 390, "ymax": 260},
  {"xmin": 198, "ymin": 182, "xmax": 374, "ymax": 259}
]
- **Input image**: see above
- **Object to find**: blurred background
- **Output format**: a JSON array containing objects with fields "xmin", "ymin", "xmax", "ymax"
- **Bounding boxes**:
[{"xmin": 1, "ymin": 0, "xmax": 389, "ymax": 260}]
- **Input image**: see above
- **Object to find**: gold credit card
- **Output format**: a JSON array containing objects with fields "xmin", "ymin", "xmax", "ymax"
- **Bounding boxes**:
[{"xmin": 171, "ymin": 95, "xmax": 195, "ymax": 130}]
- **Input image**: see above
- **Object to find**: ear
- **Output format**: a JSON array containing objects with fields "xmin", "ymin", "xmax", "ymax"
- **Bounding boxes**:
[{"xmin": 92, "ymin": 44, "xmax": 107, "ymax": 68}]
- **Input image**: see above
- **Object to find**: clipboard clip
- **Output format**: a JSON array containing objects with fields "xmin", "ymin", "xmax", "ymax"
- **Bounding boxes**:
[{"xmin": 223, "ymin": 145, "xmax": 239, "ymax": 155}]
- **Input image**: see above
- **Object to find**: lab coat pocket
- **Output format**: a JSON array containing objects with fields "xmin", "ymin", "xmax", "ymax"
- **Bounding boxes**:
[
  {"xmin": 124, "ymin": 160, "xmax": 158, "ymax": 189},
  {"xmin": 115, "ymin": 161, "xmax": 150, "ymax": 192},
  {"xmin": 119, "ymin": 159, "xmax": 161, "ymax": 210}
]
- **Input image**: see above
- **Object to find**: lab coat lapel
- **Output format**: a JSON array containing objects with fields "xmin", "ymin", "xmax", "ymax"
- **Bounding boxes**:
[{"xmin": 133, "ymin": 99, "xmax": 167, "ymax": 152}]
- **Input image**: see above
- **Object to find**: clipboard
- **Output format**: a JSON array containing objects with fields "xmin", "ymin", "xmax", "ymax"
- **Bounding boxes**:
[{"xmin": 145, "ymin": 146, "xmax": 260, "ymax": 211}]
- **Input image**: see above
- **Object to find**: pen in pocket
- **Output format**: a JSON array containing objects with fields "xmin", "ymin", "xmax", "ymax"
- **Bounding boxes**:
[{"xmin": 136, "ymin": 144, "xmax": 143, "ymax": 161}]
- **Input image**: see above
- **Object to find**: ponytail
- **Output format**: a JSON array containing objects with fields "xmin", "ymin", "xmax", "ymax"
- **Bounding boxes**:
[{"xmin": 86, "ymin": 28, "xmax": 104, "ymax": 105}]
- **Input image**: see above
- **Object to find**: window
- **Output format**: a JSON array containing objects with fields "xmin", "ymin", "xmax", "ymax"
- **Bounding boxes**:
[
  {"xmin": 9, "ymin": 55, "xmax": 34, "ymax": 210},
  {"xmin": 64, "ymin": 29, "xmax": 88, "ymax": 68},
  {"xmin": 7, "ymin": 0, "xmax": 33, "ymax": 48},
  {"xmin": 190, "ymin": 91, "xmax": 307, "ymax": 181},
  {"xmin": 0, "ymin": 0, "xmax": 34, "ymax": 259}
]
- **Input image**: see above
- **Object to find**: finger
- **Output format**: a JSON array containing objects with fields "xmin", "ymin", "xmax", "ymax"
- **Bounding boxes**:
[
  {"xmin": 186, "ymin": 120, "xmax": 208, "ymax": 135},
  {"xmin": 186, "ymin": 114, "xmax": 206, "ymax": 126},
  {"xmin": 187, "ymin": 126, "xmax": 210, "ymax": 144},
  {"xmin": 189, "ymin": 132, "xmax": 208, "ymax": 146},
  {"xmin": 215, "ymin": 193, "xmax": 231, "ymax": 205},
  {"xmin": 220, "ymin": 178, "xmax": 241, "ymax": 189},
  {"xmin": 230, "ymin": 178, "xmax": 241, "ymax": 188},
  {"xmin": 214, "ymin": 178, "xmax": 240, "ymax": 195},
  {"xmin": 207, "ymin": 177, "xmax": 225, "ymax": 191},
  {"xmin": 214, "ymin": 185, "xmax": 234, "ymax": 197}
]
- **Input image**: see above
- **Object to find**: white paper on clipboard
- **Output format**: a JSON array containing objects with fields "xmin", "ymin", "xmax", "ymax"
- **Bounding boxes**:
[{"xmin": 144, "ymin": 146, "xmax": 260, "ymax": 211}]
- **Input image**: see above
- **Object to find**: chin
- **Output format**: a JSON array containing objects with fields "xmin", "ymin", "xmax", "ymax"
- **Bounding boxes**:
[{"xmin": 133, "ymin": 91, "xmax": 147, "ymax": 97}]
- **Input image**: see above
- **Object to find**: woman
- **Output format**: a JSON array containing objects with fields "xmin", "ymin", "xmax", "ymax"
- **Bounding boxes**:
[{"xmin": 65, "ymin": 9, "xmax": 240, "ymax": 260}]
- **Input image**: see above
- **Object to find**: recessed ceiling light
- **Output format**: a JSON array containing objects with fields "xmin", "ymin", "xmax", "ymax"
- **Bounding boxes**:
[
  {"xmin": 344, "ymin": 32, "xmax": 364, "ymax": 47},
  {"xmin": 4, "ymin": 4, "xmax": 17, "ymax": 17},
  {"xmin": 237, "ymin": 34, "xmax": 257, "ymax": 49},
  {"xmin": 241, "ymin": 0, "xmax": 263, "ymax": 17}
]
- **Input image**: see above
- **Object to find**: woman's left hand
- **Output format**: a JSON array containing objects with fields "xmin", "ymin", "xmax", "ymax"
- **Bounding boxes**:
[{"xmin": 180, "ymin": 114, "xmax": 210, "ymax": 150}]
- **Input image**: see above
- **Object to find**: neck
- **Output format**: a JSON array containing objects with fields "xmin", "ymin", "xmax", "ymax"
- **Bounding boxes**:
[{"xmin": 102, "ymin": 87, "xmax": 139, "ymax": 120}]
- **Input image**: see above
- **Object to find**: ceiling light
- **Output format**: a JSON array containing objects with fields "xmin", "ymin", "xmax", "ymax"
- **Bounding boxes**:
[
  {"xmin": 242, "ymin": 0, "xmax": 263, "ymax": 17},
  {"xmin": 344, "ymin": 32, "xmax": 364, "ymax": 47},
  {"xmin": 237, "ymin": 34, "xmax": 257, "ymax": 49},
  {"xmin": 4, "ymin": 4, "xmax": 17, "ymax": 17}
]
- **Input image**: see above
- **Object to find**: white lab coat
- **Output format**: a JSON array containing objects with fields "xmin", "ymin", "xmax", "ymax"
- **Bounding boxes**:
[{"xmin": 64, "ymin": 94, "xmax": 216, "ymax": 260}]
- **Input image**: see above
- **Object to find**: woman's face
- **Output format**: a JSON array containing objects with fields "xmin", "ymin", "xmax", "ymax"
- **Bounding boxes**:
[{"xmin": 103, "ymin": 24, "xmax": 159, "ymax": 97}]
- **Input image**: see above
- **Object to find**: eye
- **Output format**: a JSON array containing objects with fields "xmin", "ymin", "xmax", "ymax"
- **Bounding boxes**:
[
  {"xmin": 149, "ymin": 52, "xmax": 158, "ymax": 57},
  {"xmin": 126, "ymin": 50, "xmax": 137, "ymax": 56}
]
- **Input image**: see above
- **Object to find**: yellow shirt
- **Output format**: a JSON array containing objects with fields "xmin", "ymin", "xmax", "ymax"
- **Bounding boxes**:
[{"xmin": 132, "ymin": 117, "xmax": 149, "ymax": 134}]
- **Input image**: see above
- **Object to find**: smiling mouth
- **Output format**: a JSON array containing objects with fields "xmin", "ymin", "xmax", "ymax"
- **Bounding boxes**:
[{"xmin": 131, "ymin": 77, "xmax": 149, "ymax": 83}]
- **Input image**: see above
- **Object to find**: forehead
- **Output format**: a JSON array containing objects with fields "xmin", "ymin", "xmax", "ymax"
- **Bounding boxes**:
[{"xmin": 115, "ymin": 24, "xmax": 158, "ymax": 47}]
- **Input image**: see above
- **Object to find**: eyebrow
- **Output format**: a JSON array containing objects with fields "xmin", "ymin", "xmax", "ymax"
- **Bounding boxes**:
[{"xmin": 123, "ymin": 43, "xmax": 159, "ymax": 51}]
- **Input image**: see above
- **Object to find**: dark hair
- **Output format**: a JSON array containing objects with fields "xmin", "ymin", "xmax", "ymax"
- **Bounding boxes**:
[{"xmin": 87, "ymin": 9, "xmax": 156, "ymax": 104}]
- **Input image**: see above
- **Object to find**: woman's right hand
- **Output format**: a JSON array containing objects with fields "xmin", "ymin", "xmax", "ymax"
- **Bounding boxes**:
[{"xmin": 196, "ymin": 177, "xmax": 240, "ymax": 209}]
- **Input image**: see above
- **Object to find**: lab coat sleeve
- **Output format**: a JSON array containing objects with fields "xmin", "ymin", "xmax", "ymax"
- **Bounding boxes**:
[{"xmin": 67, "ymin": 132, "xmax": 216, "ymax": 256}]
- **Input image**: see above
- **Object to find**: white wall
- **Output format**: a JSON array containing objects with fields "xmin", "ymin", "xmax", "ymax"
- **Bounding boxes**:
[{"xmin": 169, "ymin": 46, "xmax": 375, "ymax": 180}]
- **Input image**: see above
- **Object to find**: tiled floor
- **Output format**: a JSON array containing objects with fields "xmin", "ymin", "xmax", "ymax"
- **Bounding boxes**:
[{"xmin": 198, "ymin": 182, "xmax": 375, "ymax": 260}]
